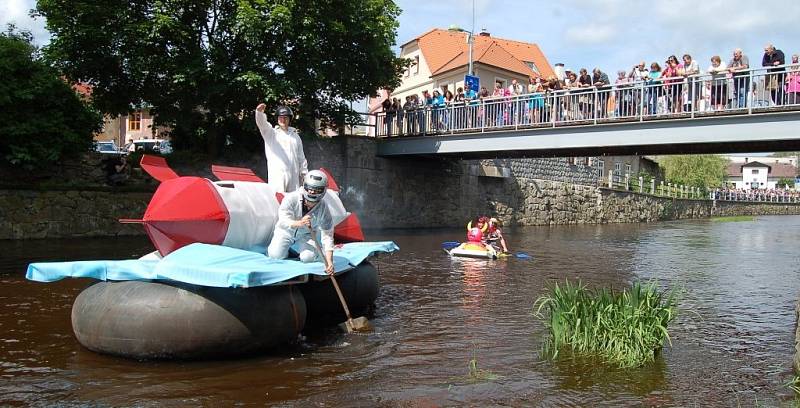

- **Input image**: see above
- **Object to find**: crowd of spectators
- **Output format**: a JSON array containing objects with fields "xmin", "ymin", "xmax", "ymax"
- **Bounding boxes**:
[{"xmin": 379, "ymin": 43, "xmax": 800, "ymax": 137}]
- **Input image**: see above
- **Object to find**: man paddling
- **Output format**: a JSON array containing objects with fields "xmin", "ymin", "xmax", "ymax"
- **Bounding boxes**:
[{"xmin": 267, "ymin": 170, "xmax": 335, "ymax": 274}]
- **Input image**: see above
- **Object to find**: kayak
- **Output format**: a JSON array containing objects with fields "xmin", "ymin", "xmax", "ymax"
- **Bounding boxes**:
[{"xmin": 445, "ymin": 242, "xmax": 498, "ymax": 259}]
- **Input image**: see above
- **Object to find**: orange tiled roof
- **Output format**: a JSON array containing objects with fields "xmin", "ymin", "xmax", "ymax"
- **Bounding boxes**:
[
  {"xmin": 71, "ymin": 81, "xmax": 93, "ymax": 98},
  {"xmin": 412, "ymin": 28, "xmax": 554, "ymax": 79},
  {"xmin": 726, "ymin": 161, "xmax": 798, "ymax": 178}
]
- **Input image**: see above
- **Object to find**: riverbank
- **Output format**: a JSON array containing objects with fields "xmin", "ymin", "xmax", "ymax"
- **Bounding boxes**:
[{"xmin": 2, "ymin": 136, "xmax": 799, "ymax": 239}]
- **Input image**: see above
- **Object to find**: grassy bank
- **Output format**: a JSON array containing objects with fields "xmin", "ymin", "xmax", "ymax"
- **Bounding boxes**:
[
  {"xmin": 711, "ymin": 215, "xmax": 756, "ymax": 222},
  {"xmin": 533, "ymin": 280, "xmax": 677, "ymax": 368}
]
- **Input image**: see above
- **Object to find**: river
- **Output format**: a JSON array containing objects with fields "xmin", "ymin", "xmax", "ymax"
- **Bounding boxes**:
[{"xmin": 2, "ymin": 215, "xmax": 799, "ymax": 406}]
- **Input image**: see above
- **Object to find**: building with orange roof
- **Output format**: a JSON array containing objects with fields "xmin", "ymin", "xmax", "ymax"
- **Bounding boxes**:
[
  {"xmin": 389, "ymin": 27, "xmax": 554, "ymax": 102},
  {"xmin": 70, "ymin": 82, "xmax": 168, "ymax": 147}
]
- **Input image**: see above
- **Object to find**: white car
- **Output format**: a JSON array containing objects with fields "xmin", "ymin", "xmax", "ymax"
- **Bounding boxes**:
[
  {"xmin": 95, "ymin": 140, "xmax": 123, "ymax": 155},
  {"xmin": 130, "ymin": 139, "xmax": 172, "ymax": 154}
]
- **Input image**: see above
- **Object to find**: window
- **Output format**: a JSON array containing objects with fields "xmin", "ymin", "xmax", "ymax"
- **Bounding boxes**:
[
  {"xmin": 525, "ymin": 61, "xmax": 539, "ymax": 74},
  {"xmin": 751, "ymin": 169, "xmax": 759, "ymax": 175},
  {"xmin": 128, "ymin": 112, "xmax": 141, "ymax": 131},
  {"xmin": 614, "ymin": 162, "xmax": 621, "ymax": 172},
  {"xmin": 625, "ymin": 164, "xmax": 632, "ymax": 175},
  {"xmin": 413, "ymin": 56, "xmax": 419, "ymax": 75},
  {"xmin": 596, "ymin": 160, "xmax": 605, "ymax": 178}
]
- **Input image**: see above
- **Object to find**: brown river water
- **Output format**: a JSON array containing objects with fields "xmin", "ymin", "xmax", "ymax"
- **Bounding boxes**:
[{"xmin": 2, "ymin": 216, "xmax": 800, "ymax": 407}]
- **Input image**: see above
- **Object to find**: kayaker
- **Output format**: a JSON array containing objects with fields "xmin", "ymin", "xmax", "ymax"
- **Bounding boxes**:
[
  {"xmin": 486, "ymin": 218, "xmax": 509, "ymax": 253},
  {"xmin": 267, "ymin": 170, "xmax": 335, "ymax": 274},
  {"xmin": 255, "ymin": 103, "xmax": 309, "ymax": 193}
]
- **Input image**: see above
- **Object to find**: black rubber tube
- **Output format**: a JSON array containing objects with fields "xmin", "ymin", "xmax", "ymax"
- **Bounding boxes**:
[{"xmin": 71, "ymin": 280, "xmax": 306, "ymax": 360}]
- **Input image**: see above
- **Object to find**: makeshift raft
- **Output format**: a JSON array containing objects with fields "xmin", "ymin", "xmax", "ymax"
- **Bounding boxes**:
[{"xmin": 24, "ymin": 156, "xmax": 397, "ymax": 360}]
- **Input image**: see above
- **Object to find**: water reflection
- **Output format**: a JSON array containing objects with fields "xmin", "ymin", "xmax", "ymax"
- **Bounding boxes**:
[{"xmin": 1, "ymin": 217, "xmax": 800, "ymax": 406}]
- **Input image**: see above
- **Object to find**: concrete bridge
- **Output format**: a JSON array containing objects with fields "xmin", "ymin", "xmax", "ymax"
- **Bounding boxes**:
[{"xmin": 376, "ymin": 110, "xmax": 800, "ymax": 159}]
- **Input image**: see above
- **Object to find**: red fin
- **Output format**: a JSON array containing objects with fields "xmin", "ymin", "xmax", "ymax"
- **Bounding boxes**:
[
  {"xmin": 319, "ymin": 167, "xmax": 339, "ymax": 192},
  {"xmin": 140, "ymin": 154, "xmax": 180, "ymax": 182},
  {"xmin": 211, "ymin": 165, "xmax": 265, "ymax": 182},
  {"xmin": 334, "ymin": 213, "xmax": 364, "ymax": 242}
]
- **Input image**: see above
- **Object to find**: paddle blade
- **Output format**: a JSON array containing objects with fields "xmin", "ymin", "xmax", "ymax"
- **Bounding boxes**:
[
  {"xmin": 515, "ymin": 252, "xmax": 532, "ymax": 259},
  {"xmin": 339, "ymin": 316, "xmax": 371, "ymax": 333},
  {"xmin": 442, "ymin": 241, "xmax": 460, "ymax": 250}
]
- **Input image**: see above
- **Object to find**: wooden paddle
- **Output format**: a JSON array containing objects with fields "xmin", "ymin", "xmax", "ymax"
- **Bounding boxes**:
[{"xmin": 310, "ymin": 228, "xmax": 371, "ymax": 333}]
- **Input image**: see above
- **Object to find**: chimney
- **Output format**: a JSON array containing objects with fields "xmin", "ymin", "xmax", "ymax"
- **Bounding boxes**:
[
  {"xmin": 479, "ymin": 29, "xmax": 490, "ymax": 37},
  {"xmin": 744, "ymin": 157, "xmax": 748, "ymax": 163}
]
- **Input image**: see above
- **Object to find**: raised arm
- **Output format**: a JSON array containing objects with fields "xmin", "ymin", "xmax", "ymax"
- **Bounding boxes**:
[{"xmin": 255, "ymin": 104, "xmax": 274, "ymax": 142}]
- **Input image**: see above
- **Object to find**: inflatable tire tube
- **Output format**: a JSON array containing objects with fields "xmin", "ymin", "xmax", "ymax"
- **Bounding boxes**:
[
  {"xmin": 71, "ymin": 280, "xmax": 306, "ymax": 360},
  {"xmin": 300, "ymin": 262, "xmax": 379, "ymax": 326}
]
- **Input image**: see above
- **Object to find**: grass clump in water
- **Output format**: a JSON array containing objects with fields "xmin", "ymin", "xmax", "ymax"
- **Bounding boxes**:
[
  {"xmin": 711, "ymin": 215, "xmax": 755, "ymax": 222},
  {"xmin": 533, "ymin": 280, "xmax": 677, "ymax": 368},
  {"xmin": 449, "ymin": 348, "xmax": 501, "ymax": 384},
  {"xmin": 786, "ymin": 375, "xmax": 800, "ymax": 394}
]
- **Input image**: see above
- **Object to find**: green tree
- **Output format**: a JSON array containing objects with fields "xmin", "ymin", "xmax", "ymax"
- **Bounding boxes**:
[
  {"xmin": 776, "ymin": 177, "xmax": 795, "ymax": 189},
  {"xmin": 0, "ymin": 27, "xmax": 102, "ymax": 170},
  {"xmin": 659, "ymin": 155, "xmax": 728, "ymax": 189},
  {"xmin": 36, "ymin": 0, "xmax": 408, "ymax": 155}
]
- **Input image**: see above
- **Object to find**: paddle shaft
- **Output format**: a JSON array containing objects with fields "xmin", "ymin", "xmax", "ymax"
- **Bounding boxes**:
[{"xmin": 309, "ymin": 228, "xmax": 355, "ymax": 322}]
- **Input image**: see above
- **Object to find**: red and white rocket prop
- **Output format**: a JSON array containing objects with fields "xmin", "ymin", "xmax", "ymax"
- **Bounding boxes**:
[{"xmin": 123, "ymin": 155, "xmax": 364, "ymax": 256}]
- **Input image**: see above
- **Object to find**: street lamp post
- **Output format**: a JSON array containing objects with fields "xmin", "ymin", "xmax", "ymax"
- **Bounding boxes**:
[{"xmin": 467, "ymin": 31, "xmax": 473, "ymax": 76}]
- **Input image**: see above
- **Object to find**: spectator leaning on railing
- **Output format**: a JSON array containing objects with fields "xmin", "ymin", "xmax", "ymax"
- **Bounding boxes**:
[
  {"xmin": 680, "ymin": 54, "xmax": 700, "ymax": 112},
  {"xmin": 707, "ymin": 55, "xmax": 729, "ymax": 111},
  {"xmin": 728, "ymin": 48, "xmax": 750, "ymax": 109},
  {"xmin": 762, "ymin": 44, "xmax": 786, "ymax": 106}
]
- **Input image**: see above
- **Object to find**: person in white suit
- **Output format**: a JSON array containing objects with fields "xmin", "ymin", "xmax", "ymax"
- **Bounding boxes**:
[
  {"xmin": 255, "ymin": 103, "xmax": 308, "ymax": 193},
  {"xmin": 267, "ymin": 170, "xmax": 335, "ymax": 274}
]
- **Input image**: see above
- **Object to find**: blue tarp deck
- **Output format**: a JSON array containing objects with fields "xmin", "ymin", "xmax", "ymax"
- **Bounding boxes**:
[{"xmin": 26, "ymin": 241, "xmax": 398, "ymax": 288}]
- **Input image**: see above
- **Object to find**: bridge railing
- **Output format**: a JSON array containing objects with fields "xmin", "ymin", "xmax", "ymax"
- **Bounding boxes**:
[{"xmin": 369, "ymin": 63, "xmax": 800, "ymax": 138}]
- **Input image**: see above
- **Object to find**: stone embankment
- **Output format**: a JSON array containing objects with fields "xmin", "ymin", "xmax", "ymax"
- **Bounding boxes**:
[{"xmin": 1, "ymin": 136, "xmax": 799, "ymax": 239}]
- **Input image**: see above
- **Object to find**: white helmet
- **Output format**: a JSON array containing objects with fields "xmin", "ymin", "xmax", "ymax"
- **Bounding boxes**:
[{"xmin": 303, "ymin": 170, "xmax": 328, "ymax": 202}]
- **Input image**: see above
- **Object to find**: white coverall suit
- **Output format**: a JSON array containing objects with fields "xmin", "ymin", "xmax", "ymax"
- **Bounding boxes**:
[
  {"xmin": 267, "ymin": 190, "xmax": 335, "ymax": 263},
  {"xmin": 255, "ymin": 110, "xmax": 309, "ymax": 193}
]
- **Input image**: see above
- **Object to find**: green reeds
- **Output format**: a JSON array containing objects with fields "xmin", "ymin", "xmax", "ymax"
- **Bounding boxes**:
[
  {"xmin": 786, "ymin": 375, "xmax": 800, "ymax": 394},
  {"xmin": 533, "ymin": 280, "xmax": 677, "ymax": 368}
]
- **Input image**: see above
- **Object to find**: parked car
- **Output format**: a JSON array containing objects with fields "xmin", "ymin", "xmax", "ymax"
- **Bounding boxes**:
[
  {"xmin": 95, "ymin": 140, "xmax": 123, "ymax": 155},
  {"xmin": 131, "ymin": 139, "xmax": 172, "ymax": 154}
]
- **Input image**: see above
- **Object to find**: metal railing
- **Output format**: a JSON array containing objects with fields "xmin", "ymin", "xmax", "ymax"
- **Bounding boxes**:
[
  {"xmin": 711, "ymin": 189, "xmax": 800, "ymax": 203},
  {"xmin": 604, "ymin": 171, "xmax": 709, "ymax": 199},
  {"xmin": 368, "ymin": 63, "xmax": 800, "ymax": 138},
  {"xmin": 602, "ymin": 171, "xmax": 800, "ymax": 202}
]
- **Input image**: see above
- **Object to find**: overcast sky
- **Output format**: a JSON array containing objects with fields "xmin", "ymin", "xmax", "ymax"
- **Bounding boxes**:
[{"xmin": 6, "ymin": 0, "xmax": 798, "ymax": 73}]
